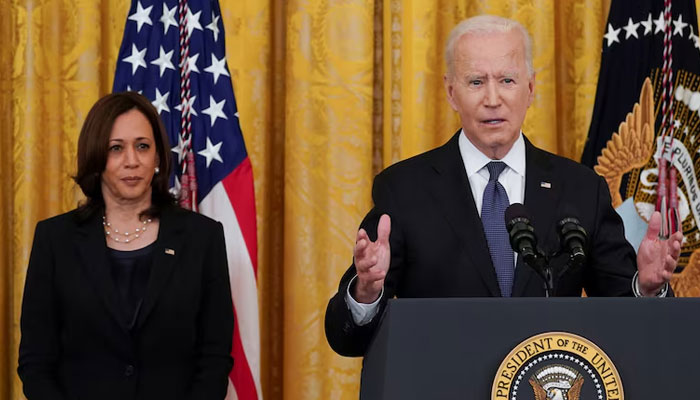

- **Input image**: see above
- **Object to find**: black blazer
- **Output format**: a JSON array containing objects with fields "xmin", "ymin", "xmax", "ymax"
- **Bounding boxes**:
[
  {"xmin": 325, "ymin": 132, "xmax": 638, "ymax": 356},
  {"xmin": 18, "ymin": 206, "xmax": 234, "ymax": 400}
]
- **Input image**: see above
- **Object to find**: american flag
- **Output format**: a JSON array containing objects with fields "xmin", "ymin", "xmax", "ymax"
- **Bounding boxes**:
[{"xmin": 112, "ymin": 1, "xmax": 261, "ymax": 399}]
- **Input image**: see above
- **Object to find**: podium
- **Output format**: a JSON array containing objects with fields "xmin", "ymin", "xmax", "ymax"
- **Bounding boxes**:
[{"xmin": 360, "ymin": 298, "xmax": 700, "ymax": 399}]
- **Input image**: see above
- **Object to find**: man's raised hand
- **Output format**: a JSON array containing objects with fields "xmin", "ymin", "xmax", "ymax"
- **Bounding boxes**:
[
  {"xmin": 637, "ymin": 211, "xmax": 683, "ymax": 296},
  {"xmin": 353, "ymin": 214, "xmax": 391, "ymax": 303}
]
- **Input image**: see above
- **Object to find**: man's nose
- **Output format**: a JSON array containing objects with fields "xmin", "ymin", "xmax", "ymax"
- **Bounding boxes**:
[{"xmin": 484, "ymin": 82, "xmax": 501, "ymax": 107}]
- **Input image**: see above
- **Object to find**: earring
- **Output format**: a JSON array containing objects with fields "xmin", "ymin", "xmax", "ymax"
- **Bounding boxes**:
[{"xmin": 155, "ymin": 167, "xmax": 160, "ymax": 175}]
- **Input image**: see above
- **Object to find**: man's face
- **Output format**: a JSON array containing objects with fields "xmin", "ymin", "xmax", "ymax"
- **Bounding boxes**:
[{"xmin": 444, "ymin": 29, "xmax": 535, "ymax": 159}]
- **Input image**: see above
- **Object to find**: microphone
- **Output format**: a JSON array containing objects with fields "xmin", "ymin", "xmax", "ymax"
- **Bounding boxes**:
[
  {"xmin": 558, "ymin": 217, "xmax": 587, "ymax": 268},
  {"xmin": 505, "ymin": 204, "xmax": 557, "ymax": 296},
  {"xmin": 504, "ymin": 203, "xmax": 541, "ymax": 266}
]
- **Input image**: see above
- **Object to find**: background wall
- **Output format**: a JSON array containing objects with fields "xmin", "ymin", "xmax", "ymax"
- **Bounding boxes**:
[{"xmin": 2, "ymin": 1, "xmax": 698, "ymax": 399}]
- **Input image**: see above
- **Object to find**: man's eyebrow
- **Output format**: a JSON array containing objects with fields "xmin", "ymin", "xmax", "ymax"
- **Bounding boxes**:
[{"xmin": 464, "ymin": 73, "xmax": 487, "ymax": 80}]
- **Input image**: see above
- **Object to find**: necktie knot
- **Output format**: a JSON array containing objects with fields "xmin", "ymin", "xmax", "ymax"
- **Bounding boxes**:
[{"xmin": 486, "ymin": 161, "xmax": 507, "ymax": 182}]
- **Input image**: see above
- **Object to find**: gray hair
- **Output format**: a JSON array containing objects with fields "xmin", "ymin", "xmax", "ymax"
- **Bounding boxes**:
[{"xmin": 445, "ymin": 15, "xmax": 534, "ymax": 78}]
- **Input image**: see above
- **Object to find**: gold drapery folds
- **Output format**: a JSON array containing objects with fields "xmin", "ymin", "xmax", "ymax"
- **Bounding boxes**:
[{"xmin": 3, "ymin": 1, "xmax": 700, "ymax": 399}]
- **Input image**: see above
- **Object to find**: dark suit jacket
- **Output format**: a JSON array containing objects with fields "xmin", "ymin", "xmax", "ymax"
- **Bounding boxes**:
[
  {"xmin": 325, "ymin": 132, "xmax": 639, "ymax": 356},
  {"xmin": 18, "ymin": 206, "xmax": 234, "ymax": 400}
]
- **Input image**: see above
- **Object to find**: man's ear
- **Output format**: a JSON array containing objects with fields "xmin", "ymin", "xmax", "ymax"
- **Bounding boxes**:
[
  {"xmin": 444, "ymin": 75, "xmax": 458, "ymax": 111},
  {"xmin": 527, "ymin": 72, "xmax": 536, "ymax": 107}
]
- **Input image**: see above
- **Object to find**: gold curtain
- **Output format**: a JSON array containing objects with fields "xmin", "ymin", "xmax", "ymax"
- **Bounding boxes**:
[{"xmin": 2, "ymin": 1, "xmax": 700, "ymax": 399}]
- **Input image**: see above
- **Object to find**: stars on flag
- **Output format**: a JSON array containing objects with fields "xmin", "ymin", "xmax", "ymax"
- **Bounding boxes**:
[
  {"xmin": 185, "ymin": 7, "xmax": 203, "ymax": 35},
  {"xmin": 123, "ymin": 44, "xmax": 147, "ymax": 74},
  {"xmin": 198, "ymin": 137, "xmax": 224, "ymax": 167},
  {"xmin": 152, "ymin": 88, "xmax": 170, "ymax": 115},
  {"xmin": 623, "ymin": 18, "xmax": 639, "ymax": 39},
  {"xmin": 160, "ymin": 3, "xmax": 177, "ymax": 35},
  {"xmin": 604, "ymin": 23, "xmax": 621, "ymax": 46},
  {"xmin": 204, "ymin": 54, "xmax": 230, "ymax": 84},
  {"xmin": 653, "ymin": 11, "xmax": 666, "ymax": 34},
  {"xmin": 641, "ymin": 14, "xmax": 653, "ymax": 35},
  {"xmin": 603, "ymin": 12, "xmax": 698, "ymax": 52},
  {"xmin": 690, "ymin": 26, "xmax": 700, "ymax": 49},
  {"xmin": 202, "ymin": 95, "xmax": 228, "ymax": 127},
  {"xmin": 128, "ymin": 1, "xmax": 153, "ymax": 33},
  {"xmin": 171, "ymin": 136, "xmax": 187, "ymax": 163},
  {"xmin": 673, "ymin": 14, "xmax": 688, "ymax": 36},
  {"xmin": 185, "ymin": 53, "xmax": 201, "ymax": 74},
  {"xmin": 151, "ymin": 46, "xmax": 175, "ymax": 77},
  {"xmin": 206, "ymin": 12, "xmax": 221, "ymax": 41},
  {"xmin": 116, "ymin": 2, "xmax": 236, "ymax": 172}
]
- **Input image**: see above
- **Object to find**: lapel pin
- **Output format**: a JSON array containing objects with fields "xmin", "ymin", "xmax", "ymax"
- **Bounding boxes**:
[
  {"xmin": 540, "ymin": 181, "xmax": 552, "ymax": 189},
  {"xmin": 165, "ymin": 248, "xmax": 175, "ymax": 255}
]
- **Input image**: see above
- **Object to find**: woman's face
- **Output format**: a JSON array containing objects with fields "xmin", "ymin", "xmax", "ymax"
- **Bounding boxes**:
[{"xmin": 101, "ymin": 108, "xmax": 159, "ymax": 207}]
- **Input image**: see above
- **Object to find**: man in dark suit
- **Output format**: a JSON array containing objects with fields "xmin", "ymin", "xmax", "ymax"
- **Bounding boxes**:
[{"xmin": 325, "ymin": 15, "xmax": 683, "ymax": 357}]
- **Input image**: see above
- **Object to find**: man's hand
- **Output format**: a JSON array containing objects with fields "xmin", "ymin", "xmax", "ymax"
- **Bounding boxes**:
[
  {"xmin": 353, "ymin": 214, "xmax": 391, "ymax": 303},
  {"xmin": 637, "ymin": 211, "xmax": 683, "ymax": 296}
]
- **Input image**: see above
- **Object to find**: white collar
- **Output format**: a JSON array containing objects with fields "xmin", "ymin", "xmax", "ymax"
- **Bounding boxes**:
[{"xmin": 458, "ymin": 130, "xmax": 526, "ymax": 178}]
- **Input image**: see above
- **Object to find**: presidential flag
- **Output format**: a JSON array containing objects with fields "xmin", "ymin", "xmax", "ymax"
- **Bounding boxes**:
[
  {"xmin": 112, "ymin": 1, "xmax": 261, "ymax": 397},
  {"xmin": 582, "ymin": 0, "xmax": 700, "ymax": 294}
]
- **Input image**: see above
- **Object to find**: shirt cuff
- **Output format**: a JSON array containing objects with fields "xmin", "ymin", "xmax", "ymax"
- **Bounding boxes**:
[
  {"xmin": 632, "ymin": 271, "xmax": 669, "ymax": 297},
  {"xmin": 344, "ymin": 275, "xmax": 384, "ymax": 326}
]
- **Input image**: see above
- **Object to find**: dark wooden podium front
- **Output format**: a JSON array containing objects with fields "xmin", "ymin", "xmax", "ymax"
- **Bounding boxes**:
[{"xmin": 360, "ymin": 298, "xmax": 700, "ymax": 399}]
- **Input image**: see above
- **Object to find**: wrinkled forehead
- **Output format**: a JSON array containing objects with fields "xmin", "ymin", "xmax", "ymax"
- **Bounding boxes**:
[{"xmin": 452, "ymin": 32, "xmax": 528, "ymax": 73}]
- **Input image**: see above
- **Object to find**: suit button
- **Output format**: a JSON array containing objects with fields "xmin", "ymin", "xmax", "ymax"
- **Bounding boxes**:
[{"xmin": 125, "ymin": 365, "xmax": 135, "ymax": 377}]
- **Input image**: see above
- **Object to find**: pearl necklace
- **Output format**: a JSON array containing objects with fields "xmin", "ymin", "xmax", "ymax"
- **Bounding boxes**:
[{"xmin": 103, "ymin": 215, "xmax": 152, "ymax": 243}]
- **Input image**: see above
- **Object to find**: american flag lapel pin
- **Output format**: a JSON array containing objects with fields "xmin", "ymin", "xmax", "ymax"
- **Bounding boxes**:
[
  {"xmin": 540, "ymin": 181, "xmax": 552, "ymax": 189},
  {"xmin": 165, "ymin": 248, "xmax": 175, "ymax": 255}
]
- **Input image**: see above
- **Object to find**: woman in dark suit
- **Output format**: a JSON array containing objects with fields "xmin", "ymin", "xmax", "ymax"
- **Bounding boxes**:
[{"xmin": 18, "ymin": 92, "xmax": 234, "ymax": 400}]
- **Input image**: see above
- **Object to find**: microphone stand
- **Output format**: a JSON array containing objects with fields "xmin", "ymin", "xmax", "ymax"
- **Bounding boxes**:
[
  {"xmin": 524, "ymin": 251, "xmax": 555, "ymax": 297},
  {"xmin": 527, "ymin": 251, "xmax": 584, "ymax": 298},
  {"xmin": 543, "ymin": 262, "xmax": 554, "ymax": 298}
]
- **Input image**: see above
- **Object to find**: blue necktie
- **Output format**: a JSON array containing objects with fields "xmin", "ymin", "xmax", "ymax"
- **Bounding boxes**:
[{"xmin": 481, "ymin": 161, "xmax": 514, "ymax": 297}]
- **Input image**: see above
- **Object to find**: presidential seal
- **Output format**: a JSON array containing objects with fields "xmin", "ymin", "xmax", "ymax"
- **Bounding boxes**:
[{"xmin": 491, "ymin": 332, "xmax": 623, "ymax": 400}]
